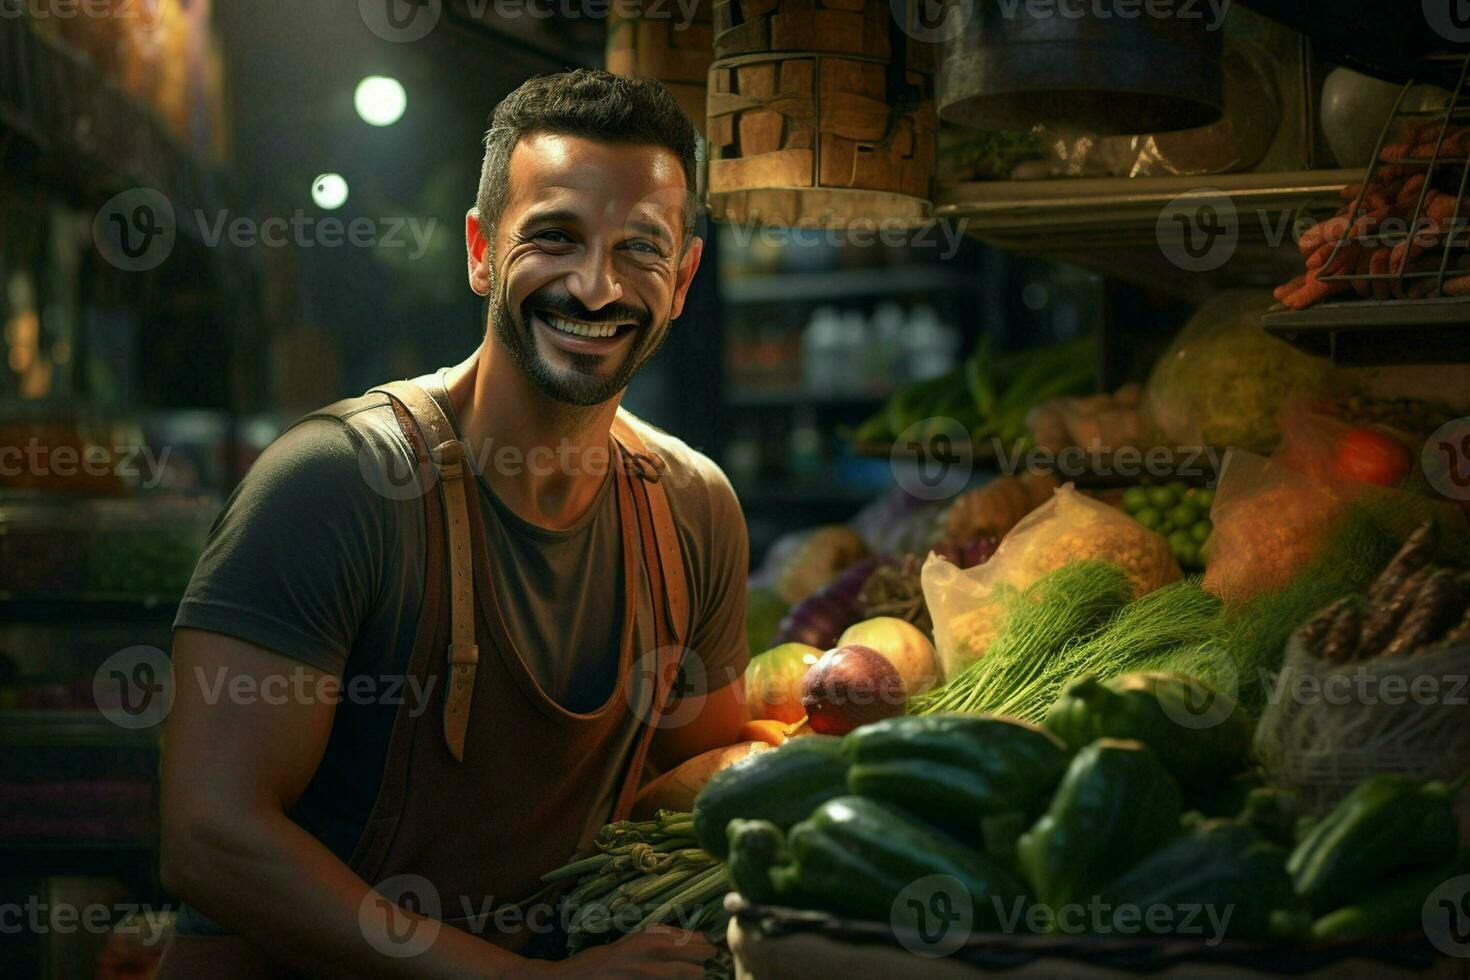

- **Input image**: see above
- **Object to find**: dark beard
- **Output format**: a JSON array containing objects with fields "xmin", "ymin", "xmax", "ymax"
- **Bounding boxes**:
[{"xmin": 487, "ymin": 286, "xmax": 668, "ymax": 407}]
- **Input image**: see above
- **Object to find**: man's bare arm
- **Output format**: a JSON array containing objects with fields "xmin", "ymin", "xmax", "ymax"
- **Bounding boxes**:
[
  {"xmin": 648, "ymin": 677, "xmax": 751, "ymax": 772},
  {"xmin": 161, "ymin": 629, "xmax": 710, "ymax": 978}
]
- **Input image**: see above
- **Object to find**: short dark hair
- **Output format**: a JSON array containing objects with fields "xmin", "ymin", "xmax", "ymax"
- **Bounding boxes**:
[{"xmin": 477, "ymin": 69, "xmax": 699, "ymax": 247}]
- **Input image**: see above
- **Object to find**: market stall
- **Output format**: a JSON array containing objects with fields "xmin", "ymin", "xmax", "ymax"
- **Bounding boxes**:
[{"xmin": 3, "ymin": 0, "xmax": 1470, "ymax": 977}]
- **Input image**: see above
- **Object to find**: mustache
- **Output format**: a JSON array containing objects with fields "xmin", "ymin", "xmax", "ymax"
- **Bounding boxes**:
[{"xmin": 523, "ymin": 290, "xmax": 652, "ymax": 329}]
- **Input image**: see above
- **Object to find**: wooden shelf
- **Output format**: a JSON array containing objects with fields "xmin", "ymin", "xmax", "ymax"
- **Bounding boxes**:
[{"xmin": 1261, "ymin": 298, "xmax": 1470, "ymax": 364}]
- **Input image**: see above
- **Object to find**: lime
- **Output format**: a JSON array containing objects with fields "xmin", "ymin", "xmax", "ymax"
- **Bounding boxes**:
[
  {"xmin": 1147, "ymin": 486, "xmax": 1176, "ymax": 509},
  {"xmin": 1193, "ymin": 487, "xmax": 1216, "ymax": 508},
  {"xmin": 1165, "ymin": 480, "xmax": 1189, "ymax": 497},
  {"xmin": 1122, "ymin": 486, "xmax": 1150, "ymax": 513},
  {"xmin": 1167, "ymin": 500, "xmax": 1201, "ymax": 528},
  {"xmin": 1191, "ymin": 520, "xmax": 1212, "ymax": 543},
  {"xmin": 1134, "ymin": 507, "xmax": 1163, "ymax": 530},
  {"xmin": 1168, "ymin": 530, "xmax": 1198, "ymax": 567}
]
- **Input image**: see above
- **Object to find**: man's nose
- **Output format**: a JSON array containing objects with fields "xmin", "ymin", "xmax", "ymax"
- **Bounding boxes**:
[{"xmin": 564, "ymin": 245, "xmax": 624, "ymax": 311}]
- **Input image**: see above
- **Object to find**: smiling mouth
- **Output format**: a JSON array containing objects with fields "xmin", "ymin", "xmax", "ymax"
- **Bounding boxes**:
[{"xmin": 535, "ymin": 309, "xmax": 638, "ymax": 340}]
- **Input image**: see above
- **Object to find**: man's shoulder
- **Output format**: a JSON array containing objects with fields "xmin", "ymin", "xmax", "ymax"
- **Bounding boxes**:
[
  {"xmin": 617, "ymin": 411, "xmax": 730, "ymax": 495},
  {"xmin": 616, "ymin": 411, "xmax": 741, "ymax": 531}
]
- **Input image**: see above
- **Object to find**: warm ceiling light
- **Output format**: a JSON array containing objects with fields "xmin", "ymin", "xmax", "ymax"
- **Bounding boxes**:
[
  {"xmin": 355, "ymin": 75, "xmax": 407, "ymax": 127},
  {"xmin": 312, "ymin": 173, "xmax": 349, "ymax": 210}
]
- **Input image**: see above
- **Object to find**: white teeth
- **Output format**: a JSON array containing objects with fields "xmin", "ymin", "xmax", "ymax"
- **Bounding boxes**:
[{"xmin": 544, "ymin": 313, "xmax": 619, "ymax": 339}]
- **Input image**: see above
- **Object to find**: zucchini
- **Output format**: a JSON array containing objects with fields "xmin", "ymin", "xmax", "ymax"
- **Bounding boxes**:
[{"xmin": 692, "ymin": 736, "xmax": 848, "ymax": 859}]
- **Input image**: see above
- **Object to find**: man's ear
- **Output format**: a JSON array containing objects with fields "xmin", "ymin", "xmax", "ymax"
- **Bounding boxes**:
[
  {"xmin": 466, "ymin": 210, "xmax": 491, "ymax": 297},
  {"xmin": 668, "ymin": 235, "xmax": 704, "ymax": 321}
]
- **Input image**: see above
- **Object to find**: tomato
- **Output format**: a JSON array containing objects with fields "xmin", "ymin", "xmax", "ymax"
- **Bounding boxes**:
[{"xmin": 1334, "ymin": 427, "xmax": 1412, "ymax": 487}]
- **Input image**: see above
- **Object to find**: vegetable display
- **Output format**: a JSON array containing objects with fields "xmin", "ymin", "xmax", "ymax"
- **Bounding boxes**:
[
  {"xmin": 542, "ymin": 810, "xmax": 729, "ymax": 954},
  {"xmin": 1287, "ymin": 773, "xmax": 1461, "ymax": 915},
  {"xmin": 850, "ymin": 338, "xmax": 1096, "ymax": 454},
  {"xmin": 843, "ymin": 714, "xmax": 1069, "ymax": 826},
  {"xmin": 728, "ymin": 796, "xmax": 1026, "ymax": 929},
  {"xmin": 1293, "ymin": 520, "xmax": 1470, "ymax": 662},
  {"xmin": 692, "ymin": 736, "xmax": 850, "ymax": 859},
  {"xmin": 1016, "ymin": 739, "xmax": 1183, "ymax": 912},
  {"xmin": 1119, "ymin": 481, "xmax": 1214, "ymax": 572},
  {"xmin": 1044, "ymin": 672, "xmax": 1252, "ymax": 792}
]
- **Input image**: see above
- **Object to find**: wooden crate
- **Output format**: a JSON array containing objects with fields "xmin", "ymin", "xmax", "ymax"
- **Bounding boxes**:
[
  {"xmin": 706, "ymin": 51, "xmax": 934, "ymax": 226},
  {"xmin": 607, "ymin": 0, "xmax": 713, "ymax": 135},
  {"xmin": 712, "ymin": 0, "xmax": 933, "ymax": 70}
]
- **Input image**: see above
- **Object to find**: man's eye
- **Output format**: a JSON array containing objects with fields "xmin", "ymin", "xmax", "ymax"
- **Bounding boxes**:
[
  {"xmin": 626, "ymin": 239, "xmax": 662, "ymax": 255},
  {"xmin": 535, "ymin": 230, "xmax": 573, "ymax": 244}
]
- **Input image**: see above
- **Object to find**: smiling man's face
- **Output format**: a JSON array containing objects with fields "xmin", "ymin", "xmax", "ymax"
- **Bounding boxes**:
[{"xmin": 478, "ymin": 132, "xmax": 701, "ymax": 407}]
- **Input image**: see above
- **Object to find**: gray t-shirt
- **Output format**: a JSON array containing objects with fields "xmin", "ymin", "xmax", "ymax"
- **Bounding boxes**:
[{"xmin": 173, "ymin": 383, "xmax": 749, "ymax": 886}]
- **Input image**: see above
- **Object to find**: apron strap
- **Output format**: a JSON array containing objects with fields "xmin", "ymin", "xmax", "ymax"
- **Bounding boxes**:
[
  {"xmin": 608, "ymin": 411, "xmax": 693, "ymax": 821},
  {"xmin": 610, "ymin": 411, "xmax": 690, "ymax": 647},
  {"xmin": 370, "ymin": 378, "xmax": 479, "ymax": 763}
]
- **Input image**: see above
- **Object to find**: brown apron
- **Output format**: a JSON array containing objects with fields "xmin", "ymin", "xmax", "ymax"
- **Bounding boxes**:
[{"xmin": 157, "ymin": 377, "xmax": 690, "ymax": 978}]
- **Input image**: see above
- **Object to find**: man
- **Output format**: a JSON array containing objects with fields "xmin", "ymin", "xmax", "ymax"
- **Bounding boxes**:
[{"xmin": 157, "ymin": 70, "xmax": 749, "ymax": 978}]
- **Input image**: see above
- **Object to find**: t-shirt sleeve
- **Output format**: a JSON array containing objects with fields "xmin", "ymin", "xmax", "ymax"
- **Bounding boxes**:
[
  {"xmin": 174, "ymin": 418, "xmax": 388, "ymax": 676},
  {"xmin": 684, "ymin": 468, "xmax": 750, "ymax": 694}
]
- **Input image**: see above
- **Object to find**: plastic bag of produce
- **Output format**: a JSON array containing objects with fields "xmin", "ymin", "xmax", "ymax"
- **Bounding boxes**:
[
  {"xmin": 924, "ymin": 485, "xmax": 1181, "ymax": 678},
  {"xmin": 1202, "ymin": 451, "xmax": 1346, "ymax": 604},
  {"xmin": 1203, "ymin": 403, "xmax": 1414, "ymax": 604},
  {"xmin": 1143, "ymin": 289, "xmax": 1336, "ymax": 454}
]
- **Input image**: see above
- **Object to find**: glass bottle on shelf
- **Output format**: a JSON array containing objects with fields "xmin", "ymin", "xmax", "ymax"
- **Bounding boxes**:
[
  {"xmin": 786, "ymin": 406, "xmax": 823, "ymax": 480},
  {"xmin": 904, "ymin": 304, "xmax": 959, "ymax": 382},
  {"xmin": 801, "ymin": 306, "xmax": 843, "ymax": 396}
]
